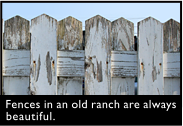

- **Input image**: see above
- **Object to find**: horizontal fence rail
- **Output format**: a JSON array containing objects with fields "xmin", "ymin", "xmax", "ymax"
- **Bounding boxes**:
[{"xmin": 2, "ymin": 14, "xmax": 180, "ymax": 95}]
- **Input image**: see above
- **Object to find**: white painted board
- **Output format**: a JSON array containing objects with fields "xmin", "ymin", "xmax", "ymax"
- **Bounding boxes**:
[
  {"xmin": 3, "ymin": 77, "xmax": 30, "ymax": 95},
  {"xmin": 85, "ymin": 15, "xmax": 111, "ymax": 95},
  {"xmin": 111, "ymin": 51, "xmax": 137, "ymax": 77},
  {"xmin": 3, "ymin": 50, "xmax": 30, "ymax": 76},
  {"xmin": 30, "ymin": 14, "xmax": 57, "ymax": 95},
  {"xmin": 138, "ymin": 17, "xmax": 164, "ymax": 95},
  {"xmin": 57, "ymin": 50, "xmax": 84, "ymax": 77},
  {"xmin": 57, "ymin": 77, "xmax": 82, "ymax": 95},
  {"xmin": 163, "ymin": 53, "xmax": 180, "ymax": 77},
  {"xmin": 164, "ymin": 78, "xmax": 180, "ymax": 95}
]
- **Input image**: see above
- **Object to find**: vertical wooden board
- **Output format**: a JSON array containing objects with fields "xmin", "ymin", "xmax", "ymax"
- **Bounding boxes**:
[
  {"xmin": 111, "ymin": 17, "xmax": 135, "ymax": 95},
  {"xmin": 85, "ymin": 15, "xmax": 111, "ymax": 95},
  {"xmin": 111, "ymin": 78, "xmax": 135, "ymax": 95},
  {"xmin": 3, "ymin": 77, "xmax": 30, "ymax": 95},
  {"xmin": 4, "ymin": 15, "xmax": 30, "ymax": 50},
  {"xmin": 57, "ymin": 16, "xmax": 83, "ymax": 95},
  {"xmin": 57, "ymin": 77, "xmax": 82, "ymax": 95},
  {"xmin": 164, "ymin": 78, "xmax": 180, "ymax": 95},
  {"xmin": 163, "ymin": 19, "xmax": 180, "ymax": 53},
  {"xmin": 30, "ymin": 14, "xmax": 57, "ymax": 95},
  {"xmin": 138, "ymin": 17, "xmax": 163, "ymax": 95},
  {"xmin": 3, "ymin": 16, "xmax": 30, "ymax": 95},
  {"xmin": 163, "ymin": 19, "xmax": 180, "ymax": 95},
  {"xmin": 57, "ymin": 16, "xmax": 83, "ymax": 50}
]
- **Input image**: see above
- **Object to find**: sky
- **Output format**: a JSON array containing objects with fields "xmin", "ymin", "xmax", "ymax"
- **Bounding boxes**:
[{"xmin": 2, "ymin": 2, "xmax": 181, "ymax": 35}]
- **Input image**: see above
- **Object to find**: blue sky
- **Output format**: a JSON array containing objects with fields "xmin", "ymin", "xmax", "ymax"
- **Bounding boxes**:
[{"xmin": 2, "ymin": 3, "xmax": 180, "ymax": 35}]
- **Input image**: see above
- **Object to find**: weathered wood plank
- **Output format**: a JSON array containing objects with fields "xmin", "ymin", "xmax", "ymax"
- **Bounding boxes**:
[
  {"xmin": 164, "ymin": 78, "xmax": 180, "ymax": 95},
  {"xmin": 57, "ymin": 16, "xmax": 83, "ymax": 95},
  {"xmin": 111, "ymin": 17, "xmax": 135, "ymax": 95},
  {"xmin": 163, "ymin": 53, "xmax": 180, "ymax": 77},
  {"xmin": 85, "ymin": 15, "xmax": 111, "ymax": 95},
  {"xmin": 57, "ymin": 16, "xmax": 83, "ymax": 50},
  {"xmin": 57, "ymin": 77, "xmax": 82, "ymax": 95},
  {"xmin": 57, "ymin": 50, "xmax": 84, "ymax": 77},
  {"xmin": 30, "ymin": 14, "xmax": 57, "ymax": 95},
  {"xmin": 163, "ymin": 19, "xmax": 180, "ymax": 95},
  {"xmin": 3, "ymin": 16, "xmax": 30, "ymax": 95},
  {"xmin": 163, "ymin": 19, "xmax": 180, "ymax": 53},
  {"xmin": 3, "ymin": 77, "xmax": 30, "ymax": 95},
  {"xmin": 111, "ymin": 51, "xmax": 137, "ymax": 77},
  {"xmin": 138, "ymin": 17, "xmax": 163, "ymax": 95},
  {"xmin": 3, "ymin": 50, "xmax": 30, "ymax": 76},
  {"xmin": 4, "ymin": 15, "xmax": 30, "ymax": 50}
]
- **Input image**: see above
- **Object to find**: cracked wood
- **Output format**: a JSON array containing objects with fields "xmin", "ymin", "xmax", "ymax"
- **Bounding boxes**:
[
  {"xmin": 138, "ymin": 17, "xmax": 163, "ymax": 95},
  {"xmin": 30, "ymin": 14, "xmax": 57, "ymax": 95}
]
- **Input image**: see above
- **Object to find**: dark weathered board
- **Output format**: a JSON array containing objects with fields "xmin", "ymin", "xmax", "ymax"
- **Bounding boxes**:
[
  {"xmin": 163, "ymin": 19, "xmax": 180, "ymax": 95},
  {"xmin": 57, "ymin": 16, "xmax": 83, "ymax": 95},
  {"xmin": 3, "ymin": 16, "xmax": 30, "ymax": 95}
]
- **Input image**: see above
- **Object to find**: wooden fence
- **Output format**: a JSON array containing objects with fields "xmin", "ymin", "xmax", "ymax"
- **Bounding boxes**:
[{"xmin": 2, "ymin": 14, "xmax": 180, "ymax": 95}]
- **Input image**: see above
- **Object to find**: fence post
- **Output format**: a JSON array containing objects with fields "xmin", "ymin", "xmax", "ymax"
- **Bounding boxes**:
[
  {"xmin": 163, "ymin": 19, "xmax": 180, "ymax": 95},
  {"xmin": 85, "ymin": 15, "xmax": 111, "ymax": 95},
  {"xmin": 3, "ymin": 16, "xmax": 30, "ymax": 95},
  {"xmin": 57, "ymin": 16, "xmax": 84, "ymax": 95},
  {"xmin": 111, "ymin": 17, "xmax": 136, "ymax": 95},
  {"xmin": 30, "ymin": 14, "xmax": 57, "ymax": 95},
  {"xmin": 138, "ymin": 17, "xmax": 164, "ymax": 95}
]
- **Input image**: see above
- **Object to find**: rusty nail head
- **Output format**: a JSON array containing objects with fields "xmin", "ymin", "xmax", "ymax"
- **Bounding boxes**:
[
  {"xmin": 33, "ymin": 61, "xmax": 36, "ymax": 63},
  {"xmin": 141, "ymin": 62, "xmax": 143, "ymax": 65},
  {"xmin": 89, "ymin": 57, "xmax": 92, "ymax": 60},
  {"xmin": 52, "ymin": 61, "xmax": 54, "ymax": 64},
  {"xmin": 106, "ymin": 61, "xmax": 108, "ymax": 64},
  {"xmin": 159, "ymin": 63, "xmax": 161, "ymax": 65}
]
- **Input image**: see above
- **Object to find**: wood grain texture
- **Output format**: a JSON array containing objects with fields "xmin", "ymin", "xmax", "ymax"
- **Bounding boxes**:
[
  {"xmin": 57, "ymin": 16, "xmax": 83, "ymax": 95},
  {"xmin": 85, "ymin": 15, "xmax": 111, "ymax": 95},
  {"xmin": 163, "ymin": 19, "xmax": 180, "ymax": 95},
  {"xmin": 111, "ymin": 51, "xmax": 137, "ymax": 77},
  {"xmin": 4, "ymin": 15, "xmax": 30, "ymax": 50},
  {"xmin": 3, "ymin": 50, "xmax": 30, "ymax": 76},
  {"xmin": 138, "ymin": 17, "xmax": 163, "ymax": 95},
  {"xmin": 111, "ymin": 17, "xmax": 135, "ymax": 95},
  {"xmin": 163, "ymin": 53, "xmax": 180, "ymax": 77},
  {"xmin": 57, "ymin": 50, "xmax": 84, "ymax": 77},
  {"xmin": 57, "ymin": 77, "xmax": 82, "ymax": 95},
  {"xmin": 30, "ymin": 14, "xmax": 57, "ymax": 95},
  {"xmin": 57, "ymin": 16, "xmax": 83, "ymax": 50},
  {"xmin": 163, "ymin": 19, "xmax": 180, "ymax": 53},
  {"xmin": 3, "ymin": 16, "xmax": 30, "ymax": 95}
]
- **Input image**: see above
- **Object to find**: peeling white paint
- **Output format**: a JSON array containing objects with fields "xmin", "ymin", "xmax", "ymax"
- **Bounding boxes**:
[
  {"xmin": 57, "ymin": 50, "xmax": 84, "ymax": 77},
  {"xmin": 111, "ymin": 51, "xmax": 137, "ymax": 77},
  {"xmin": 163, "ymin": 53, "xmax": 180, "ymax": 77},
  {"xmin": 85, "ymin": 15, "xmax": 111, "ymax": 95},
  {"xmin": 111, "ymin": 17, "xmax": 135, "ymax": 95},
  {"xmin": 138, "ymin": 17, "xmax": 164, "ymax": 95},
  {"xmin": 57, "ymin": 16, "xmax": 83, "ymax": 95},
  {"xmin": 163, "ymin": 19, "xmax": 180, "ymax": 95},
  {"xmin": 3, "ymin": 16, "xmax": 30, "ymax": 95},
  {"xmin": 30, "ymin": 14, "xmax": 57, "ymax": 95},
  {"xmin": 3, "ymin": 50, "xmax": 30, "ymax": 76}
]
